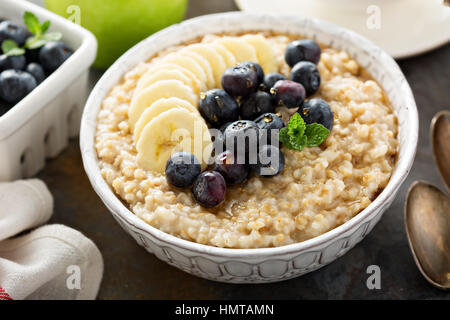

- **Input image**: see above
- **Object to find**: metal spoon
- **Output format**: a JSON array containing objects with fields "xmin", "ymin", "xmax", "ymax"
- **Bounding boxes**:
[
  {"xmin": 431, "ymin": 110, "xmax": 450, "ymax": 193},
  {"xmin": 404, "ymin": 111, "xmax": 450, "ymax": 290},
  {"xmin": 405, "ymin": 181, "xmax": 450, "ymax": 290}
]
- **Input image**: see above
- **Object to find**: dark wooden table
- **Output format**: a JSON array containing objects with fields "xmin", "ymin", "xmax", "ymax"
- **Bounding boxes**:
[{"xmin": 38, "ymin": 0, "xmax": 450, "ymax": 299}]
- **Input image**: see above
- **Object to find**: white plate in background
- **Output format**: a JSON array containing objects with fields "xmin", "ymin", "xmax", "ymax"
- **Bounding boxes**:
[{"xmin": 235, "ymin": 0, "xmax": 450, "ymax": 59}]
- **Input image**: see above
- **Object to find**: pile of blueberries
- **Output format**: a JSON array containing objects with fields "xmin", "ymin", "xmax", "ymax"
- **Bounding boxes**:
[
  {"xmin": 166, "ymin": 39, "xmax": 334, "ymax": 208},
  {"xmin": 0, "ymin": 17, "xmax": 73, "ymax": 113}
]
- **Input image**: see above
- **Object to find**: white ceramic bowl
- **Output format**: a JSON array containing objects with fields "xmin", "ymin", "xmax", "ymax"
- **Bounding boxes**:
[
  {"xmin": 0, "ymin": 0, "xmax": 97, "ymax": 181},
  {"xmin": 80, "ymin": 12, "xmax": 418, "ymax": 283}
]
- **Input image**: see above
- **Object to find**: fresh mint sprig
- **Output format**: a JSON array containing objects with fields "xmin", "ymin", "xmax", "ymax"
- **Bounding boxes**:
[
  {"xmin": 1, "ymin": 40, "xmax": 25, "ymax": 56},
  {"xmin": 279, "ymin": 113, "xmax": 330, "ymax": 152},
  {"xmin": 23, "ymin": 11, "xmax": 62, "ymax": 50}
]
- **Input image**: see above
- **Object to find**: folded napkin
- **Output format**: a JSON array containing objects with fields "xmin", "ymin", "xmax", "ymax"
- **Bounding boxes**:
[
  {"xmin": 0, "ymin": 179, "xmax": 103, "ymax": 300},
  {"xmin": 0, "ymin": 179, "xmax": 53, "ymax": 242}
]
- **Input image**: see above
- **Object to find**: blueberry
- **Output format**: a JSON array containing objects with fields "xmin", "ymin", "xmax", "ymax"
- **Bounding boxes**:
[
  {"xmin": 25, "ymin": 48, "xmax": 41, "ymax": 63},
  {"xmin": 221, "ymin": 65, "xmax": 258, "ymax": 98},
  {"xmin": 0, "ymin": 54, "xmax": 26, "ymax": 72},
  {"xmin": 26, "ymin": 63, "xmax": 46, "ymax": 84},
  {"xmin": 255, "ymin": 113, "xmax": 285, "ymax": 145},
  {"xmin": 238, "ymin": 61, "xmax": 264, "ymax": 85},
  {"xmin": 0, "ymin": 21, "xmax": 27, "ymax": 47},
  {"xmin": 165, "ymin": 152, "xmax": 201, "ymax": 188},
  {"xmin": 290, "ymin": 61, "xmax": 321, "ymax": 96},
  {"xmin": 223, "ymin": 120, "xmax": 260, "ymax": 161},
  {"xmin": 262, "ymin": 72, "xmax": 287, "ymax": 92},
  {"xmin": 0, "ymin": 70, "xmax": 37, "ymax": 104},
  {"xmin": 299, "ymin": 98, "xmax": 334, "ymax": 131},
  {"xmin": 270, "ymin": 79, "xmax": 306, "ymax": 109},
  {"xmin": 199, "ymin": 89, "xmax": 239, "ymax": 128},
  {"xmin": 240, "ymin": 91, "xmax": 274, "ymax": 120},
  {"xmin": 39, "ymin": 41, "xmax": 73, "ymax": 73},
  {"xmin": 214, "ymin": 150, "xmax": 249, "ymax": 185},
  {"xmin": 192, "ymin": 171, "xmax": 226, "ymax": 208},
  {"xmin": 250, "ymin": 144, "xmax": 285, "ymax": 177},
  {"xmin": 285, "ymin": 39, "xmax": 321, "ymax": 67}
]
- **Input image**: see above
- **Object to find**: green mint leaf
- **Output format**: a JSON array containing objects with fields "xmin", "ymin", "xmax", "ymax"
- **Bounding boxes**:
[
  {"xmin": 279, "ymin": 114, "xmax": 307, "ymax": 152},
  {"xmin": 304, "ymin": 123, "xmax": 330, "ymax": 147},
  {"xmin": 1, "ymin": 40, "xmax": 25, "ymax": 56},
  {"xmin": 5, "ymin": 48, "xmax": 26, "ymax": 56},
  {"xmin": 279, "ymin": 126, "xmax": 306, "ymax": 152},
  {"xmin": 24, "ymin": 11, "xmax": 42, "ymax": 35},
  {"xmin": 278, "ymin": 127, "xmax": 291, "ymax": 146},
  {"xmin": 2, "ymin": 40, "xmax": 18, "ymax": 53},
  {"xmin": 279, "ymin": 113, "xmax": 331, "ymax": 152},
  {"xmin": 287, "ymin": 113, "xmax": 306, "ymax": 137},
  {"xmin": 41, "ymin": 20, "xmax": 51, "ymax": 33},
  {"xmin": 291, "ymin": 134, "xmax": 307, "ymax": 151},
  {"xmin": 25, "ymin": 36, "xmax": 47, "ymax": 50},
  {"xmin": 41, "ymin": 32, "xmax": 62, "ymax": 42}
]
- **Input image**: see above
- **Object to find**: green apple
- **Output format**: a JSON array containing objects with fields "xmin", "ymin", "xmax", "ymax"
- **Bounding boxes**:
[{"xmin": 44, "ymin": 0, "xmax": 188, "ymax": 69}]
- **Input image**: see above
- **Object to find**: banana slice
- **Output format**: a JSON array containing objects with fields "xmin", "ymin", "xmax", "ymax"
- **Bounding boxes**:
[
  {"xmin": 210, "ymin": 43, "xmax": 236, "ymax": 68},
  {"xmin": 161, "ymin": 53, "xmax": 208, "ymax": 91},
  {"xmin": 214, "ymin": 37, "xmax": 258, "ymax": 64},
  {"xmin": 242, "ymin": 34, "xmax": 278, "ymax": 74},
  {"xmin": 137, "ymin": 108, "xmax": 212, "ymax": 173},
  {"xmin": 181, "ymin": 44, "xmax": 226, "ymax": 87},
  {"xmin": 140, "ymin": 63, "xmax": 205, "ymax": 94},
  {"xmin": 129, "ymin": 79, "xmax": 197, "ymax": 128},
  {"xmin": 136, "ymin": 69, "xmax": 194, "ymax": 92},
  {"xmin": 180, "ymin": 51, "xmax": 215, "ymax": 89},
  {"xmin": 134, "ymin": 97, "xmax": 198, "ymax": 142}
]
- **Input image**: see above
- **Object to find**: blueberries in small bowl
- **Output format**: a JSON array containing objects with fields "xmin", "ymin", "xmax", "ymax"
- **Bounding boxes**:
[
  {"xmin": 0, "ymin": 12, "xmax": 74, "ymax": 111},
  {"xmin": 290, "ymin": 61, "xmax": 321, "ymax": 96},
  {"xmin": 221, "ymin": 64, "xmax": 259, "ymax": 98},
  {"xmin": 192, "ymin": 171, "xmax": 226, "ymax": 208},
  {"xmin": 255, "ymin": 112, "xmax": 285, "ymax": 145},
  {"xmin": 270, "ymin": 79, "xmax": 306, "ymax": 109},
  {"xmin": 237, "ymin": 61, "xmax": 264, "ymax": 85},
  {"xmin": 0, "ymin": 21, "xmax": 27, "ymax": 46},
  {"xmin": 214, "ymin": 150, "xmax": 249, "ymax": 185},
  {"xmin": 250, "ymin": 144, "xmax": 285, "ymax": 177},
  {"xmin": 298, "ymin": 98, "xmax": 334, "ymax": 131},
  {"xmin": 39, "ymin": 41, "xmax": 74, "ymax": 73},
  {"xmin": 285, "ymin": 39, "xmax": 321, "ymax": 67},
  {"xmin": 0, "ymin": 54, "xmax": 26, "ymax": 71},
  {"xmin": 261, "ymin": 72, "xmax": 286, "ymax": 92},
  {"xmin": 0, "ymin": 69, "xmax": 36, "ymax": 103},
  {"xmin": 240, "ymin": 91, "xmax": 274, "ymax": 120},
  {"xmin": 165, "ymin": 152, "xmax": 202, "ymax": 188},
  {"xmin": 199, "ymin": 89, "xmax": 239, "ymax": 128}
]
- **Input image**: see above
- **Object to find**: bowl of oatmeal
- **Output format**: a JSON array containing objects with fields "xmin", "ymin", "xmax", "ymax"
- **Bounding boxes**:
[{"xmin": 80, "ymin": 12, "xmax": 418, "ymax": 283}]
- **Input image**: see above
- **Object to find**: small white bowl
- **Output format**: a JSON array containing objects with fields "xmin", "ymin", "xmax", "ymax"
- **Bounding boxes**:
[
  {"xmin": 80, "ymin": 12, "xmax": 418, "ymax": 283},
  {"xmin": 0, "ymin": 0, "xmax": 97, "ymax": 181},
  {"xmin": 235, "ymin": 0, "xmax": 450, "ymax": 59}
]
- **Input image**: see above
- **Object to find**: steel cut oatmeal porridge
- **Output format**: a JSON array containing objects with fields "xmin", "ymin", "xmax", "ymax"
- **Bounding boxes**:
[{"xmin": 95, "ymin": 32, "xmax": 398, "ymax": 248}]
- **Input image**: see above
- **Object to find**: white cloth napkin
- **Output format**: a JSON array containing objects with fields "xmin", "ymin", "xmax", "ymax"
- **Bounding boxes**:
[{"xmin": 0, "ymin": 179, "xmax": 103, "ymax": 300}]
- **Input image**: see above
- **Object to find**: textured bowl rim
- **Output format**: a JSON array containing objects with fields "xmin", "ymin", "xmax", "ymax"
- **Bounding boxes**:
[{"xmin": 80, "ymin": 12, "xmax": 418, "ymax": 258}]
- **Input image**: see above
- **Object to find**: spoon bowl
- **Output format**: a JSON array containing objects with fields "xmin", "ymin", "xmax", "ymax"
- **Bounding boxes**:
[
  {"xmin": 431, "ymin": 110, "xmax": 450, "ymax": 193},
  {"xmin": 405, "ymin": 181, "xmax": 450, "ymax": 290}
]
